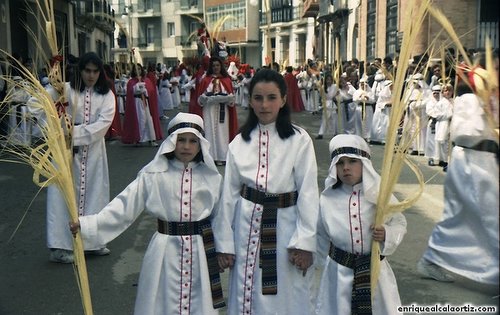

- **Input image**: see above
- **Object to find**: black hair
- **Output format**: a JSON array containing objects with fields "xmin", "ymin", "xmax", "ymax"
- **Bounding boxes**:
[
  {"xmin": 331, "ymin": 180, "xmax": 342, "ymax": 190},
  {"xmin": 455, "ymin": 80, "xmax": 473, "ymax": 96},
  {"xmin": 206, "ymin": 56, "xmax": 229, "ymax": 77},
  {"xmin": 71, "ymin": 52, "xmax": 110, "ymax": 94},
  {"xmin": 324, "ymin": 73, "xmax": 334, "ymax": 91},
  {"xmin": 239, "ymin": 68, "xmax": 297, "ymax": 141}
]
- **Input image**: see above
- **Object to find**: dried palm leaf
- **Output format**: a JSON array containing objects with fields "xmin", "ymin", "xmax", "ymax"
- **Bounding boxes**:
[
  {"xmin": 370, "ymin": 0, "xmax": 428, "ymax": 298},
  {"xmin": 0, "ymin": 1, "xmax": 93, "ymax": 313}
]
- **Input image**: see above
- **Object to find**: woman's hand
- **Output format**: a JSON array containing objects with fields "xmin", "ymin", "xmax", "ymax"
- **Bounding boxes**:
[
  {"xmin": 288, "ymin": 249, "xmax": 313, "ymax": 276},
  {"xmin": 217, "ymin": 253, "xmax": 235, "ymax": 272},
  {"xmin": 69, "ymin": 220, "xmax": 80, "ymax": 238},
  {"xmin": 371, "ymin": 224, "xmax": 386, "ymax": 242}
]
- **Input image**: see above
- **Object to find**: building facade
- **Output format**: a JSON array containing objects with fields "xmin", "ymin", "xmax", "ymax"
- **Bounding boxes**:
[
  {"xmin": 0, "ymin": 0, "xmax": 115, "ymax": 72},
  {"xmin": 314, "ymin": 0, "xmax": 499, "ymax": 66},
  {"xmin": 110, "ymin": 0, "xmax": 319, "ymax": 71},
  {"xmin": 2, "ymin": 0, "xmax": 498, "ymax": 74}
]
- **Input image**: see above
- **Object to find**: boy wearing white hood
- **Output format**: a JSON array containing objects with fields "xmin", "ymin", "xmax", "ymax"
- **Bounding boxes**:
[
  {"xmin": 70, "ymin": 113, "xmax": 226, "ymax": 315},
  {"xmin": 315, "ymin": 134, "xmax": 407, "ymax": 315}
]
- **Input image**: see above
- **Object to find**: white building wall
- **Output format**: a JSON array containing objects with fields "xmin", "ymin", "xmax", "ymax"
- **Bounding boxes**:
[
  {"xmin": 345, "ymin": 2, "xmax": 358, "ymax": 61},
  {"xmin": 162, "ymin": 1, "xmax": 177, "ymax": 62}
]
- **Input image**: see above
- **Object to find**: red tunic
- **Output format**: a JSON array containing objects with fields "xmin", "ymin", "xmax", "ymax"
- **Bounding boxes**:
[
  {"xmin": 284, "ymin": 72, "xmax": 305, "ymax": 112},
  {"xmin": 144, "ymin": 77, "xmax": 163, "ymax": 140},
  {"xmin": 121, "ymin": 77, "xmax": 140, "ymax": 144},
  {"xmin": 105, "ymin": 77, "xmax": 122, "ymax": 140}
]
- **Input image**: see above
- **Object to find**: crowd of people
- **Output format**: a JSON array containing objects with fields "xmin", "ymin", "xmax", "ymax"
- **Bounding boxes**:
[{"xmin": 1, "ymin": 47, "xmax": 498, "ymax": 315}]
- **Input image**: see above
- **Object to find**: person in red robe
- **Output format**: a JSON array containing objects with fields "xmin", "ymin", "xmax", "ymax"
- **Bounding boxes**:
[
  {"xmin": 103, "ymin": 63, "xmax": 122, "ymax": 140},
  {"xmin": 121, "ymin": 64, "xmax": 141, "ymax": 144},
  {"xmin": 187, "ymin": 62, "xmax": 207, "ymax": 115},
  {"xmin": 145, "ymin": 66, "xmax": 163, "ymax": 140},
  {"xmin": 193, "ymin": 56, "xmax": 238, "ymax": 164},
  {"xmin": 284, "ymin": 66, "xmax": 305, "ymax": 112}
]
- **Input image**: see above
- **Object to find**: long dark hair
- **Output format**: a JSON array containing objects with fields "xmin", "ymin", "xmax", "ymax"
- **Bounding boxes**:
[
  {"xmin": 240, "ymin": 68, "xmax": 297, "ymax": 141},
  {"xmin": 206, "ymin": 56, "xmax": 229, "ymax": 77},
  {"xmin": 70, "ymin": 52, "xmax": 110, "ymax": 94}
]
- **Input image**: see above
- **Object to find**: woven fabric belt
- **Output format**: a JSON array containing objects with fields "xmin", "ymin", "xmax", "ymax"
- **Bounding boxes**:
[
  {"xmin": 219, "ymin": 103, "xmax": 225, "ymax": 123},
  {"xmin": 455, "ymin": 140, "xmax": 499, "ymax": 156},
  {"xmin": 157, "ymin": 219, "xmax": 225, "ymax": 309},
  {"xmin": 342, "ymin": 100, "xmax": 353, "ymax": 121},
  {"xmin": 329, "ymin": 244, "xmax": 385, "ymax": 315},
  {"xmin": 240, "ymin": 184, "xmax": 298, "ymax": 295}
]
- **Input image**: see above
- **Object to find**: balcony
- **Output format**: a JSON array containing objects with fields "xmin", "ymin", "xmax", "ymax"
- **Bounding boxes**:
[
  {"xmin": 302, "ymin": 0, "xmax": 319, "ymax": 18},
  {"xmin": 179, "ymin": 0, "xmax": 202, "ymax": 12},
  {"xmin": 135, "ymin": 1, "xmax": 161, "ymax": 17},
  {"xmin": 135, "ymin": 37, "xmax": 162, "ymax": 52}
]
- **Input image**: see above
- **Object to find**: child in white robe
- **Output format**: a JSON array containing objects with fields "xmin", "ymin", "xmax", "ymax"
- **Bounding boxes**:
[
  {"xmin": 213, "ymin": 68, "xmax": 319, "ymax": 315},
  {"xmin": 70, "ymin": 113, "xmax": 225, "ymax": 315},
  {"xmin": 315, "ymin": 134, "xmax": 407, "ymax": 315}
]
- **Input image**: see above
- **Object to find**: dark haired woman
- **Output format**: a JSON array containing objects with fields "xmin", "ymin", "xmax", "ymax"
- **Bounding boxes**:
[
  {"xmin": 194, "ymin": 56, "xmax": 238, "ymax": 165},
  {"xmin": 47, "ymin": 51, "xmax": 115, "ymax": 263},
  {"xmin": 213, "ymin": 68, "xmax": 319, "ymax": 314}
]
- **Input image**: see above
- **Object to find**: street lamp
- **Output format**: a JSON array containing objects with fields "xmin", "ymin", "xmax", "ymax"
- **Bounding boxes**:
[{"xmin": 121, "ymin": 2, "xmax": 134, "ymax": 65}]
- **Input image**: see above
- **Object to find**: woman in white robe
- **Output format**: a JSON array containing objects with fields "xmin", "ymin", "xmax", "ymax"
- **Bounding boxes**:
[
  {"xmin": 47, "ymin": 52, "xmax": 115, "ymax": 263},
  {"xmin": 315, "ymin": 134, "xmax": 407, "ymax": 315},
  {"xmin": 352, "ymin": 77, "xmax": 375, "ymax": 140},
  {"xmin": 432, "ymin": 85, "xmax": 454, "ymax": 169},
  {"xmin": 370, "ymin": 81, "xmax": 393, "ymax": 144},
  {"xmin": 72, "ymin": 113, "xmax": 225, "ymax": 314},
  {"xmin": 158, "ymin": 72, "xmax": 173, "ymax": 112},
  {"xmin": 213, "ymin": 69, "xmax": 319, "ymax": 315},
  {"xmin": 418, "ymin": 87, "xmax": 499, "ymax": 285},
  {"xmin": 170, "ymin": 74, "xmax": 181, "ymax": 108},
  {"xmin": 424, "ymin": 85, "xmax": 441, "ymax": 164},
  {"xmin": 133, "ymin": 81, "xmax": 156, "ymax": 144},
  {"xmin": 316, "ymin": 73, "xmax": 338, "ymax": 139}
]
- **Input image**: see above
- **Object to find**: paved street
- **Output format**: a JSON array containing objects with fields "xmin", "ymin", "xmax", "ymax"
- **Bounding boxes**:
[{"xmin": 0, "ymin": 105, "xmax": 498, "ymax": 315}]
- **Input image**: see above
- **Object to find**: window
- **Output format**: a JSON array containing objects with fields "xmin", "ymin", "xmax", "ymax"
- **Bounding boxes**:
[
  {"xmin": 167, "ymin": 23, "xmax": 175, "ymax": 37},
  {"xmin": 366, "ymin": 0, "xmax": 376, "ymax": 60},
  {"xmin": 146, "ymin": 24, "xmax": 154, "ymax": 44},
  {"xmin": 270, "ymin": 0, "xmax": 292, "ymax": 23},
  {"xmin": 386, "ymin": 0, "xmax": 398, "ymax": 54},
  {"xmin": 206, "ymin": 0, "xmax": 246, "ymax": 30}
]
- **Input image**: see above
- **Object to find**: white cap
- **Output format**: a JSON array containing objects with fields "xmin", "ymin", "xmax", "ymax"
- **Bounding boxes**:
[
  {"xmin": 374, "ymin": 73, "xmax": 385, "ymax": 81},
  {"xmin": 142, "ymin": 113, "xmax": 216, "ymax": 173},
  {"xmin": 412, "ymin": 73, "xmax": 424, "ymax": 81},
  {"xmin": 324, "ymin": 134, "xmax": 381, "ymax": 203},
  {"xmin": 431, "ymin": 85, "xmax": 441, "ymax": 92}
]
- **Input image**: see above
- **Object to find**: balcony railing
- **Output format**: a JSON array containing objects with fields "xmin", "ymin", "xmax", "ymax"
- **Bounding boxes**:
[
  {"xmin": 134, "ymin": 36, "xmax": 162, "ymax": 51},
  {"xmin": 260, "ymin": 3, "xmax": 304, "ymax": 25},
  {"xmin": 180, "ymin": 0, "xmax": 200, "ymax": 10},
  {"xmin": 136, "ymin": 1, "xmax": 161, "ymax": 13}
]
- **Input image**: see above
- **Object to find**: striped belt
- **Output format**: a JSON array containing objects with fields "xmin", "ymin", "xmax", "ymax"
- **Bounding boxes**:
[
  {"xmin": 454, "ymin": 140, "xmax": 498, "ymax": 155},
  {"xmin": 342, "ymin": 100, "xmax": 353, "ymax": 121},
  {"xmin": 240, "ymin": 184, "xmax": 298, "ymax": 295},
  {"xmin": 329, "ymin": 244, "xmax": 385, "ymax": 315},
  {"xmin": 157, "ymin": 219, "xmax": 225, "ymax": 309}
]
